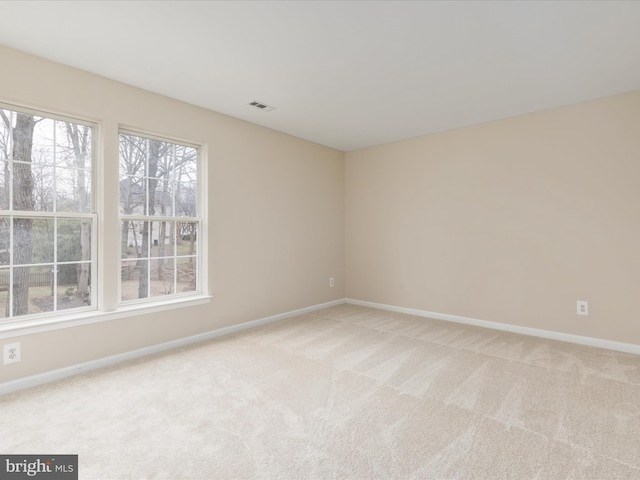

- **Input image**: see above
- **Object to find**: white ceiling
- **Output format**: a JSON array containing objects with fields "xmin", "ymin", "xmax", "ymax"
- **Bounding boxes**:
[{"xmin": 1, "ymin": 1, "xmax": 640, "ymax": 152}]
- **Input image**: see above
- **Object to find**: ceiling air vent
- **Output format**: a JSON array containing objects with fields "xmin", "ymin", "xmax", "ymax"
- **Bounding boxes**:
[{"xmin": 248, "ymin": 100, "xmax": 276, "ymax": 112}]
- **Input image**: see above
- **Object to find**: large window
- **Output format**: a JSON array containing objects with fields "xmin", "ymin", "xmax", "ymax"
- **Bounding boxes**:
[
  {"xmin": 0, "ymin": 106, "xmax": 95, "ymax": 320},
  {"xmin": 0, "ymin": 103, "xmax": 207, "ymax": 330},
  {"xmin": 119, "ymin": 131, "xmax": 201, "ymax": 303}
]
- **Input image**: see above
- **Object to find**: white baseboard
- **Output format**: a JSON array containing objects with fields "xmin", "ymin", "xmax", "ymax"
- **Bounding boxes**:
[
  {"xmin": 0, "ymin": 298, "xmax": 346, "ymax": 396},
  {"xmin": 346, "ymin": 298, "xmax": 640, "ymax": 355},
  {"xmin": 5, "ymin": 296, "xmax": 636, "ymax": 396}
]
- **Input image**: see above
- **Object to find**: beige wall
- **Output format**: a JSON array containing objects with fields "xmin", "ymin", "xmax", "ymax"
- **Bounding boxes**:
[
  {"xmin": 0, "ymin": 45, "xmax": 345, "ymax": 382},
  {"xmin": 3, "ymin": 43, "xmax": 639, "ymax": 385},
  {"xmin": 346, "ymin": 90, "xmax": 640, "ymax": 345}
]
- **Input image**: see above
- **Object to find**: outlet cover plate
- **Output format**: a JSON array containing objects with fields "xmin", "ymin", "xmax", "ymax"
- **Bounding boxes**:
[
  {"xmin": 3, "ymin": 342, "xmax": 21, "ymax": 364},
  {"xmin": 577, "ymin": 301, "xmax": 589, "ymax": 316}
]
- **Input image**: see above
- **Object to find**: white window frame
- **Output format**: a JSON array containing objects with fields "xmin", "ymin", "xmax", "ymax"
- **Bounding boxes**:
[
  {"xmin": 0, "ymin": 103, "xmax": 210, "ymax": 338},
  {"xmin": 117, "ymin": 128, "xmax": 204, "ymax": 305},
  {"xmin": 0, "ymin": 103, "xmax": 98, "ymax": 326}
]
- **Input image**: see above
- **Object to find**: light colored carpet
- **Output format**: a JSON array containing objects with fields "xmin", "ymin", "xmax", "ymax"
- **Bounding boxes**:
[{"xmin": 1, "ymin": 304, "xmax": 640, "ymax": 479}]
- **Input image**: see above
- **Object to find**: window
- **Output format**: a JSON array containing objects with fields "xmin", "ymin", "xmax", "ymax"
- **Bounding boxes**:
[
  {"xmin": 119, "ymin": 131, "xmax": 201, "ymax": 303},
  {"xmin": 0, "ymin": 103, "xmax": 208, "ymax": 332},
  {"xmin": 0, "ymin": 106, "xmax": 95, "ymax": 321}
]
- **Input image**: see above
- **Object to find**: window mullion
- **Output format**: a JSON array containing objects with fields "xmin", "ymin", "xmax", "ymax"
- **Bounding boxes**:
[
  {"xmin": 8, "ymin": 111, "xmax": 13, "ymax": 212},
  {"xmin": 147, "ymin": 219, "xmax": 151, "ymax": 298},
  {"xmin": 8, "ymin": 217, "xmax": 13, "ymax": 318},
  {"xmin": 53, "ymin": 217, "xmax": 57, "ymax": 312},
  {"xmin": 173, "ymin": 256, "xmax": 177, "ymax": 296},
  {"xmin": 53, "ymin": 120, "xmax": 57, "ymax": 213},
  {"xmin": 172, "ymin": 144, "xmax": 176, "ymax": 217}
]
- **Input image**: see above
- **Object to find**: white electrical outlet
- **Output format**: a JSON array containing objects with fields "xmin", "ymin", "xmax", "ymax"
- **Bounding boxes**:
[
  {"xmin": 577, "ymin": 301, "xmax": 588, "ymax": 316},
  {"xmin": 329, "ymin": 277, "xmax": 335, "ymax": 288},
  {"xmin": 3, "ymin": 342, "xmax": 21, "ymax": 364}
]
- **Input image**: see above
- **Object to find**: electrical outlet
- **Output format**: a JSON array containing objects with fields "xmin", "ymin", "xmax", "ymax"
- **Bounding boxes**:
[
  {"xmin": 577, "ymin": 301, "xmax": 588, "ymax": 316},
  {"xmin": 3, "ymin": 342, "xmax": 21, "ymax": 365},
  {"xmin": 329, "ymin": 277, "xmax": 335, "ymax": 288}
]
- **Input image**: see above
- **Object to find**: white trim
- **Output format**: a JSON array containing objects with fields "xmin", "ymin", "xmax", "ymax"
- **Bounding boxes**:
[
  {"xmin": 0, "ymin": 211, "xmax": 95, "ymax": 219},
  {"xmin": 0, "ymin": 298, "xmax": 344, "ymax": 395},
  {"xmin": 198, "ymin": 141, "xmax": 209, "ymax": 298},
  {"xmin": 6, "ymin": 296, "xmax": 637, "ymax": 396},
  {"xmin": 119, "ymin": 126, "xmax": 201, "ymax": 150},
  {"xmin": 0, "ymin": 100, "xmax": 97, "ymax": 128},
  {"xmin": 346, "ymin": 298, "xmax": 640, "ymax": 355},
  {"xmin": 119, "ymin": 214, "xmax": 201, "ymax": 223},
  {"xmin": 0, "ymin": 295, "xmax": 213, "ymax": 339}
]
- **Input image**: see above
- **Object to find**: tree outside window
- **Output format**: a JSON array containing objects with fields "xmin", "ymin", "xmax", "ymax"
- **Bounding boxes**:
[
  {"xmin": 118, "ymin": 131, "xmax": 200, "ymax": 302},
  {"xmin": 0, "ymin": 107, "xmax": 95, "ymax": 320}
]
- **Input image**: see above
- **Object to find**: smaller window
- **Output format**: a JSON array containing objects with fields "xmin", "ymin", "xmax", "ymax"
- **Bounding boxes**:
[{"xmin": 118, "ymin": 130, "xmax": 201, "ymax": 303}]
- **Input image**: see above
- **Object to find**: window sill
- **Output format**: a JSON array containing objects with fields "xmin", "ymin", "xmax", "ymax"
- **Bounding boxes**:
[{"xmin": 0, "ymin": 294, "xmax": 213, "ymax": 339}]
